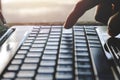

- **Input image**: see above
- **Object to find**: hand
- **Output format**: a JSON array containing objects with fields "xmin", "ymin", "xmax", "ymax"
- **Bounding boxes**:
[
  {"xmin": 64, "ymin": 0, "xmax": 120, "ymax": 37},
  {"xmin": 64, "ymin": 0, "xmax": 99, "ymax": 29}
]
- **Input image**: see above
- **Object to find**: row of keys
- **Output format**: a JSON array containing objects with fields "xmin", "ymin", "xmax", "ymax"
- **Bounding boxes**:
[{"xmin": 1, "ymin": 26, "xmax": 98, "ymax": 80}]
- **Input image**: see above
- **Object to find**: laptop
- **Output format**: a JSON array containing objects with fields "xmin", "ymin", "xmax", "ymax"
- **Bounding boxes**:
[{"xmin": 0, "ymin": 16, "xmax": 120, "ymax": 80}]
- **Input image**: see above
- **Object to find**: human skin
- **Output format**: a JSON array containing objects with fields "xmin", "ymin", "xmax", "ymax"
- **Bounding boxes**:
[{"xmin": 64, "ymin": 0, "xmax": 120, "ymax": 37}]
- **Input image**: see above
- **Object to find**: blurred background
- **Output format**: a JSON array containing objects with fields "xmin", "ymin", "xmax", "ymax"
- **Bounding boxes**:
[{"xmin": 2, "ymin": 0, "xmax": 98, "ymax": 25}]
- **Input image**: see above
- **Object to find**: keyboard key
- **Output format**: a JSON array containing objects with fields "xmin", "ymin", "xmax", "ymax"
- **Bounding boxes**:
[
  {"xmin": 61, "ymin": 41, "xmax": 73, "ymax": 45},
  {"xmin": 60, "ymin": 49, "xmax": 73, "ymax": 54},
  {"xmin": 74, "ymin": 32, "xmax": 84, "ymax": 36},
  {"xmin": 55, "ymin": 71, "xmax": 73, "ymax": 80},
  {"xmin": 38, "ymin": 66, "xmax": 55, "ymax": 74},
  {"xmin": 59, "ymin": 53, "xmax": 73, "ymax": 59},
  {"xmin": 58, "ymin": 59, "xmax": 73, "ymax": 65},
  {"xmin": 20, "ymin": 46, "xmax": 31, "ymax": 50},
  {"xmin": 77, "ymin": 71, "xmax": 93, "ymax": 76},
  {"xmin": 77, "ymin": 68, "xmax": 92, "ymax": 75},
  {"xmin": 15, "ymin": 55, "xmax": 25, "ymax": 59},
  {"xmin": 21, "ymin": 64, "xmax": 37, "ymax": 70},
  {"xmin": 22, "ymin": 43, "xmax": 32, "ymax": 46},
  {"xmin": 76, "ymin": 50, "xmax": 88, "ymax": 53},
  {"xmin": 36, "ymin": 37, "xmax": 48, "ymax": 40},
  {"xmin": 38, "ymin": 34, "xmax": 48, "ymax": 37},
  {"xmin": 57, "ymin": 65, "xmax": 73, "ymax": 72},
  {"xmin": 47, "ymin": 42, "xmax": 59, "ymax": 46},
  {"xmin": 8, "ymin": 65, "xmax": 19, "ymax": 71},
  {"xmin": 78, "ymin": 76, "xmax": 94, "ymax": 80},
  {"xmin": 15, "ymin": 78, "xmax": 33, "ymax": 80},
  {"xmin": 27, "ymin": 52, "xmax": 42, "ymax": 58},
  {"xmin": 11, "ymin": 59, "xmax": 22, "ymax": 65},
  {"xmin": 44, "ymin": 50, "xmax": 57, "ymax": 55},
  {"xmin": 30, "ymin": 48, "xmax": 44, "ymax": 52},
  {"xmin": 62, "ymin": 28, "xmax": 73, "ymax": 34},
  {"xmin": 40, "ymin": 60, "xmax": 56, "ymax": 67},
  {"xmin": 87, "ymin": 36, "xmax": 98, "ymax": 40},
  {"xmin": 45, "ymin": 45, "xmax": 58, "ymax": 50},
  {"xmin": 39, "ymin": 29, "xmax": 50, "ymax": 33},
  {"xmin": 35, "ymin": 73, "xmax": 53, "ymax": 80},
  {"xmin": 49, "ymin": 35, "xmax": 60, "ymax": 38},
  {"xmin": 24, "ymin": 40, "xmax": 33, "ymax": 43},
  {"xmin": 27, "ymin": 37, "xmax": 35, "ymax": 40},
  {"xmin": 32, "ymin": 43, "xmax": 45, "ymax": 48},
  {"xmin": 17, "ymin": 71, "xmax": 35, "ymax": 78},
  {"xmin": 29, "ymin": 34, "xmax": 37, "ymax": 37},
  {"xmin": 76, "ymin": 63, "xmax": 91, "ymax": 69},
  {"xmin": 24, "ymin": 58, "xmax": 39, "ymax": 63},
  {"xmin": 17, "ymin": 50, "xmax": 28, "ymax": 55},
  {"xmin": 42, "ymin": 54, "xmax": 57, "ymax": 60},
  {"xmin": 48, "ymin": 38, "xmax": 60, "ymax": 42},
  {"xmin": 75, "ymin": 52, "xmax": 89, "ymax": 57},
  {"xmin": 75, "ymin": 35, "xmax": 85, "ymax": 39},
  {"xmin": 89, "ymin": 43, "xmax": 101, "ymax": 48},
  {"xmin": 75, "ymin": 43, "xmax": 87, "ymax": 47},
  {"xmin": 3, "ymin": 72, "xmax": 16, "ymax": 78},
  {"xmin": 75, "ymin": 39, "xmax": 86, "ymax": 43},
  {"xmin": 34, "ymin": 40, "xmax": 46, "ymax": 44},
  {"xmin": 50, "ymin": 32, "xmax": 61, "ymax": 35},
  {"xmin": 76, "ymin": 58, "xmax": 90, "ymax": 62}
]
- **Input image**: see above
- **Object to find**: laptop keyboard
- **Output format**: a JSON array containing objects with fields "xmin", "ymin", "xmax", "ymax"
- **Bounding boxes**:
[{"xmin": 1, "ymin": 26, "xmax": 102, "ymax": 80}]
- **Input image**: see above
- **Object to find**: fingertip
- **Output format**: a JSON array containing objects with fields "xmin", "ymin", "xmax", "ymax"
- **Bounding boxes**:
[{"xmin": 63, "ymin": 24, "xmax": 72, "ymax": 29}]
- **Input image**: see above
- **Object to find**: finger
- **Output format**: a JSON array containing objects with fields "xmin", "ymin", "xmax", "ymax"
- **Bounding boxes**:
[
  {"xmin": 64, "ymin": 0, "xmax": 99, "ymax": 29},
  {"xmin": 95, "ymin": 0, "xmax": 113, "ymax": 24}
]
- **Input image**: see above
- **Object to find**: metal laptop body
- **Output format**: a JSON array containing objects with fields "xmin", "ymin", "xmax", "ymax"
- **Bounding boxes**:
[
  {"xmin": 97, "ymin": 27, "xmax": 120, "ymax": 79},
  {"xmin": 0, "ymin": 25, "xmax": 119, "ymax": 80},
  {"xmin": 1, "ymin": 1, "xmax": 120, "ymax": 79}
]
